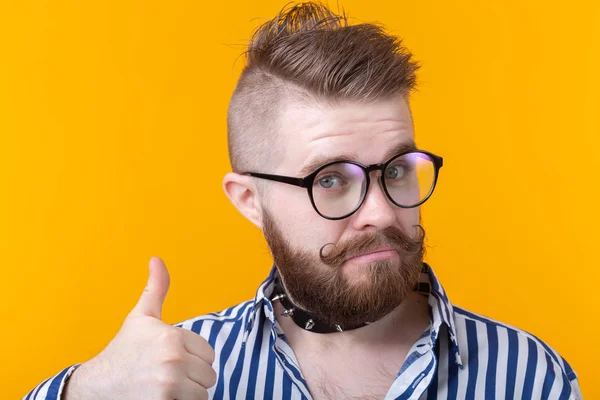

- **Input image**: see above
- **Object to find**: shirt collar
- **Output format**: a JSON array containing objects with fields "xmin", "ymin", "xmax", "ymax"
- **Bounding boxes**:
[
  {"xmin": 426, "ymin": 263, "xmax": 463, "ymax": 367},
  {"xmin": 243, "ymin": 263, "xmax": 463, "ymax": 367},
  {"xmin": 242, "ymin": 265, "xmax": 278, "ymax": 337}
]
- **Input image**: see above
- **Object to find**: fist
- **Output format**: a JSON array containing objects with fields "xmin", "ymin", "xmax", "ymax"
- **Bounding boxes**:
[{"xmin": 65, "ymin": 257, "xmax": 217, "ymax": 400}]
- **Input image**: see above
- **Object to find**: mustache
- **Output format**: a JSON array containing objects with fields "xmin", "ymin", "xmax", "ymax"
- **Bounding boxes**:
[{"xmin": 319, "ymin": 225, "xmax": 425, "ymax": 268}]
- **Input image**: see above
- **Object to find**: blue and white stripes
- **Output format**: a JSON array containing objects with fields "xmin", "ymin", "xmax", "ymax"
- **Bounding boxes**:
[
  {"xmin": 24, "ymin": 264, "xmax": 582, "ymax": 399},
  {"xmin": 24, "ymin": 365, "xmax": 79, "ymax": 400}
]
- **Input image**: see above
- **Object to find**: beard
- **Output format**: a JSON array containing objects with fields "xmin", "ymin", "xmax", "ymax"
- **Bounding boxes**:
[{"xmin": 262, "ymin": 209, "xmax": 426, "ymax": 327}]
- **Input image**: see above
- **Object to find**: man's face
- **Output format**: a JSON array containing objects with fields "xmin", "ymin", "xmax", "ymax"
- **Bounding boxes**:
[{"xmin": 261, "ymin": 95, "xmax": 424, "ymax": 327}]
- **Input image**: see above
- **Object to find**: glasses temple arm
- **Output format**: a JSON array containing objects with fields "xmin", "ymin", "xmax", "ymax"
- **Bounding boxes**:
[{"xmin": 243, "ymin": 172, "xmax": 308, "ymax": 188}]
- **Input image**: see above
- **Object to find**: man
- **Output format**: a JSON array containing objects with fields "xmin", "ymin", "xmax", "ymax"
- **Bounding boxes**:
[{"xmin": 25, "ymin": 2, "xmax": 581, "ymax": 399}]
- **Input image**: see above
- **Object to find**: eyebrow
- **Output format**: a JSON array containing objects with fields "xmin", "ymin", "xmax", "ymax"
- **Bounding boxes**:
[{"xmin": 298, "ymin": 140, "xmax": 417, "ymax": 176}]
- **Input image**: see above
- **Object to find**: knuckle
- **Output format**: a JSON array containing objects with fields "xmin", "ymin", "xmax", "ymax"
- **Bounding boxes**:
[
  {"xmin": 156, "ymin": 370, "xmax": 180, "ymax": 393},
  {"xmin": 159, "ymin": 347, "xmax": 185, "ymax": 364},
  {"xmin": 159, "ymin": 328, "xmax": 183, "ymax": 343}
]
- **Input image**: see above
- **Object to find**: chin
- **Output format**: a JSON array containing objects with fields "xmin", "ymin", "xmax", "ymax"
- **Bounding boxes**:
[
  {"xmin": 341, "ymin": 256, "xmax": 397, "ymax": 275},
  {"xmin": 341, "ymin": 260, "xmax": 397, "ymax": 287}
]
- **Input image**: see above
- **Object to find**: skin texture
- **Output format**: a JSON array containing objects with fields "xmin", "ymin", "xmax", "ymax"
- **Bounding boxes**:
[{"xmin": 223, "ymin": 94, "xmax": 431, "ymax": 398}]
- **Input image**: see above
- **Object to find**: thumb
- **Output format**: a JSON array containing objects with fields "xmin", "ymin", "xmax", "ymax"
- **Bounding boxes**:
[{"xmin": 131, "ymin": 256, "xmax": 170, "ymax": 319}]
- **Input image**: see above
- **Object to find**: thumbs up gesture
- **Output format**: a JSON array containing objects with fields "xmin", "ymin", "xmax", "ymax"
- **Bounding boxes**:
[{"xmin": 63, "ymin": 257, "xmax": 217, "ymax": 400}]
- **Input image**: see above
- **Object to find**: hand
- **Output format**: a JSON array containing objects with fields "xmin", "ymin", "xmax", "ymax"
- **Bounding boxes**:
[{"xmin": 64, "ymin": 257, "xmax": 217, "ymax": 400}]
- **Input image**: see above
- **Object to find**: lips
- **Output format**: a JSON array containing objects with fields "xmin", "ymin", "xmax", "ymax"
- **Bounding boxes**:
[{"xmin": 346, "ymin": 246, "xmax": 398, "ymax": 262}]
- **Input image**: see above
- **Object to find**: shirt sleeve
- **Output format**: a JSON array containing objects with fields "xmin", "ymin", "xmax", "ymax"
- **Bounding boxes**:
[
  {"xmin": 561, "ymin": 355, "xmax": 583, "ymax": 399},
  {"xmin": 569, "ymin": 376, "xmax": 583, "ymax": 399},
  {"xmin": 22, "ymin": 364, "xmax": 81, "ymax": 400}
]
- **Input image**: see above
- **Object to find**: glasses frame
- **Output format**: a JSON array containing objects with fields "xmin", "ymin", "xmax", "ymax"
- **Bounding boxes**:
[{"xmin": 243, "ymin": 150, "xmax": 444, "ymax": 220}]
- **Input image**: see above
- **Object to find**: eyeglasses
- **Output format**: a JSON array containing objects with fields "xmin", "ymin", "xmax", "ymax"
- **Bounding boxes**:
[{"xmin": 243, "ymin": 150, "xmax": 443, "ymax": 220}]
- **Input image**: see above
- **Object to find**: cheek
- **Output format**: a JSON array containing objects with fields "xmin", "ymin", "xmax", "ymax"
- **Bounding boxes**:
[
  {"xmin": 268, "ymin": 188, "xmax": 346, "ymax": 248},
  {"xmin": 268, "ymin": 187, "xmax": 311, "ymax": 222},
  {"xmin": 396, "ymin": 207, "xmax": 421, "ymax": 233}
]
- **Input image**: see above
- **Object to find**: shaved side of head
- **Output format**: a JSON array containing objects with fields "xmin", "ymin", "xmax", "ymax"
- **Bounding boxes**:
[{"xmin": 227, "ymin": 2, "xmax": 420, "ymax": 174}]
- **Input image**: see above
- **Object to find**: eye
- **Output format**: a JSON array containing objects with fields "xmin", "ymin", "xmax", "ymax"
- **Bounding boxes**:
[
  {"xmin": 317, "ymin": 175, "xmax": 343, "ymax": 189},
  {"xmin": 385, "ymin": 165, "xmax": 405, "ymax": 180}
]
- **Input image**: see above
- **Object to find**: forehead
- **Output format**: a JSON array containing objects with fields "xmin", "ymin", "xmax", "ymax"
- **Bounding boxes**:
[{"xmin": 278, "ymin": 95, "xmax": 415, "ymax": 174}]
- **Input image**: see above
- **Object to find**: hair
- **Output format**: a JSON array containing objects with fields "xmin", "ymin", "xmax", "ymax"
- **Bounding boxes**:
[{"xmin": 227, "ymin": 2, "xmax": 420, "ymax": 173}]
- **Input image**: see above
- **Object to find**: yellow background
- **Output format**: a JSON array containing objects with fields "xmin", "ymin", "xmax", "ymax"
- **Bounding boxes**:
[{"xmin": 1, "ymin": 1, "xmax": 597, "ymax": 398}]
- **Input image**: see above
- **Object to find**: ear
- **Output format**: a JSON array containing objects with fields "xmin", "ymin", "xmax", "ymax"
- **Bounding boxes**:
[{"xmin": 222, "ymin": 172, "xmax": 264, "ymax": 229}]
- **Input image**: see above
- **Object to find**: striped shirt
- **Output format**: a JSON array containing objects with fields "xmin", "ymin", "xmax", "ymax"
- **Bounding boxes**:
[{"xmin": 24, "ymin": 263, "xmax": 582, "ymax": 399}]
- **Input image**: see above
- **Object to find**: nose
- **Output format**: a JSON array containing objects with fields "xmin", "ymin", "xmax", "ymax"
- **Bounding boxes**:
[{"xmin": 350, "ymin": 171, "xmax": 397, "ymax": 231}]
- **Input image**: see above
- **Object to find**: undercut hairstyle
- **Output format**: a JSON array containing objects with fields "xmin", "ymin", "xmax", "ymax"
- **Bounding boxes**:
[{"xmin": 227, "ymin": 2, "xmax": 420, "ymax": 174}]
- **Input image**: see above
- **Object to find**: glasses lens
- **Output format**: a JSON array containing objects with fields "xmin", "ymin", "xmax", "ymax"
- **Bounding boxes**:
[
  {"xmin": 312, "ymin": 162, "xmax": 366, "ymax": 218},
  {"xmin": 384, "ymin": 152, "xmax": 436, "ymax": 207}
]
